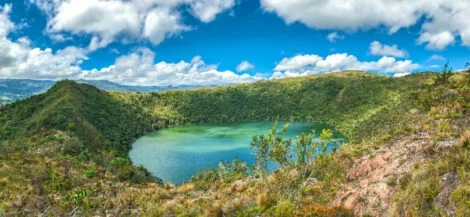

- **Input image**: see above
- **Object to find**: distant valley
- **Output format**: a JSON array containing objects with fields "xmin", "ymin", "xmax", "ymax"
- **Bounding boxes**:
[{"xmin": 0, "ymin": 79, "xmax": 206, "ymax": 104}]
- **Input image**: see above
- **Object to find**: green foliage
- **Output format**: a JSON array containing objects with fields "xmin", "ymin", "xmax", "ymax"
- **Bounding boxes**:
[
  {"xmin": 109, "ymin": 157, "xmax": 161, "ymax": 184},
  {"xmin": 1, "ymin": 71, "xmax": 466, "ymax": 216},
  {"xmin": 451, "ymin": 186, "xmax": 470, "ymax": 217},
  {"xmin": 191, "ymin": 158, "xmax": 249, "ymax": 190},
  {"xmin": 250, "ymin": 122, "xmax": 294, "ymax": 176},
  {"xmin": 434, "ymin": 62, "xmax": 454, "ymax": 85},
  {"xmin": 271, "ymin": 200, "xmax": 296, "ymax": 217},
  {"xmin": 295, "ymin": 131, "xmax": 315, "ymax": 165},
  {"xmin": 84, "ymin": 169, "xmax": 95, "ymax": 178}
]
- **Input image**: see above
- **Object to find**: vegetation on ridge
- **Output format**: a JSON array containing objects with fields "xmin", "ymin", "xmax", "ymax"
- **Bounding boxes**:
[{"xmin": 0, "ymin": 70, "xmax": 470, "ymax": 216}]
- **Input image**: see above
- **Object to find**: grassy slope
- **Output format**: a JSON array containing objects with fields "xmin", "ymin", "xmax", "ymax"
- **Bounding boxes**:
[
  {"xmin": 115, "ymin": 71, "xmax": 431, "ymax": 142},
  {"xmin": 0, "ymin": 80, "xmax": 152, "ymax": 156},
  {"xmin": 3, "ymin": 71, "xmax": 470, "ymax": 216},
  {"xmin": 2, "ymin": 71, "xmax": 430, "ymax": 156}
]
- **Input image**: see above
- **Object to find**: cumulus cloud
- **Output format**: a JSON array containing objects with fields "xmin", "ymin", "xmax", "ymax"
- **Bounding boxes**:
[
  {"xmin": 0, "ymin": 4, "xmax": 14, "ymax": 37},
  {"xmin": 260, "ymin": 0, "xmax": 470, "ymax": 49},
  {"xmin": 272, "ymin": 53, "xmax": 419, "ymax": 78},
  {"xmin": 189, "ymin": 0, "xmax": 235, "ymax": 23},
  {"xmin": 0, "ymin": 4, "xmax": 87, "ymax": 79},
  {"xmin": 143, "ymin": 7, "xmax": 190, "ymax": 45},
  {"xmin": 275, "ymin": 54, "xmax": 323, "ymax": 71},
  {"xmin": 0, "ymin": 37, "xmax": 87, "ymax": 79},
  {"xmin": 29, "ymin": 0, "xmax": 236, "ymax": 49},
  {"xmin": 236, "ymin": 61, "xmax": 255, "ymax": 72},
  {"xmin": 80, "ymin": 48, "xmax": 262, "ymax": 86},
  {"xmin": 327, "ymin": 32, "xmax": 344, "ymax": 42},
  {"xmin": 417, "ymin": 31, "xmax": 455, "ymax": 50},
  {"xmin": 369, "ymin": 41, "xmax": 407, "ymax": 58}
]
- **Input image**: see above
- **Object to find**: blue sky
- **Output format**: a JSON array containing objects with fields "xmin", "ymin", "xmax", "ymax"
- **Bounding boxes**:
[{"xmin": 0, "ymin": 0, "xmax": 469, "ymax": 86}]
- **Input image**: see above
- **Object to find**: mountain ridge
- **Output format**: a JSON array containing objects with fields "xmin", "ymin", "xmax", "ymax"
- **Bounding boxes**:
[{"xmin": 0, "ymin": 78, "xmax": 206, "ymax": 104}]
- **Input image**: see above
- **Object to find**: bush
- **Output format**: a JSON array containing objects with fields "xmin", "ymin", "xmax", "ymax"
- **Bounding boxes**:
[
  {"xmin": 434, "ymin": 63, "xmax": 454, "ymax": 85},
  {"xmin": 272, "ymin": 200, "xmax": 296, "ymax": 217},
  {"xmin": 293, "ymin": 204, "xmax": 353, "ymax": 217},
  {"xmin": 451, "ymin": 185, "xmax": 470, "ymax": 217},
  {"xmin": 109, "ymin": 157, "xmax": 161, "ymax": 184},
  {"xmin": 84, "ymin": 169, "xmax": 95, "ymax": 178}
]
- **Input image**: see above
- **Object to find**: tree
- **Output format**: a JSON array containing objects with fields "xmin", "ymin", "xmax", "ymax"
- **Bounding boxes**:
[
  {"xmin": 295, "ymin": 131, "xmax": 315, "ymax": 166},
  {"xmin": 250, "ymin": 122, "xmax": 292, "ymax": 176},
  {"xmin": 250, "ymin": 133, "xmax": 270, "ymax": 176},
  {"xmin": 269, "ymin": 123, "xmax": 292, "ymax": 168},
  {"xmin": 296, "ymin": 129, "xmax": 334, "ymax": 179},
  {"xmin": 435, "ymin": 62, "xmax": 454, "ymax": 85}
]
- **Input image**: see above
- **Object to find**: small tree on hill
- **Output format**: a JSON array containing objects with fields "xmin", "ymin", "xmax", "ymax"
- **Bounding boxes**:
[
  {"xmin": 434, "ymin": 62, "xmax": 454, "ymax": 85},
  {"xmin": 250, "ymin": 132, "xmax": 271, "ymax": 176},
  {"xmin": 250, "ymin": 122, "xmax": 292, "ymax": 176}
]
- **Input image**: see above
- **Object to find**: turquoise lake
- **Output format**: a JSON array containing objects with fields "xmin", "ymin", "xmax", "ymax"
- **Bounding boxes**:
[{"xmin": 129, "ymin": 121, "xmax": 344, "ymax": 184}]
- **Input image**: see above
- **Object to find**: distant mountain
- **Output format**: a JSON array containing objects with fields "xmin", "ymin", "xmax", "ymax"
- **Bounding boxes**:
[
  {"xmin": 0, "ymin": 79, "xmax": 55, "ymax": 104},
  {"xmin": 0, "ymin": 79, "xmax": 205, "ymax": 104}
]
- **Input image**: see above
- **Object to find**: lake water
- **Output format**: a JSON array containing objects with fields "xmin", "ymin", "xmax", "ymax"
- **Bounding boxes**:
[{"xmin": 129, "ymin": 121, "xmax": 344, "ymax": 184}]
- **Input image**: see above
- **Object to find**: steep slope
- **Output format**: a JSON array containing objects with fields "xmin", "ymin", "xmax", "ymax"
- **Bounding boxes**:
[
  {"xmin": 0, "ymin": 80, "xmax": 150, "ymax": 155},
  {"xmin": 1, "ymin": 71, "xmax": 469, "ymax": 216},
  {"xmin": 1, "ymin": 72, "xmax": 433, "ymax": 154},
  {"xmin": 115, "ymin": 71, "xmax": 432, "ymax": 141}
]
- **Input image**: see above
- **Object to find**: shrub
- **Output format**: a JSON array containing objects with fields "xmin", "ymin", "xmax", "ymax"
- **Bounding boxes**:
[
  {"xmin": 434, "ymin": 63, "xmax": 454, "ymax": 85},
  {"xmin": 293, "ymin": 204, "xmax": 353, "ymax": 217},
  {"xmin": 109, "ymin": 157, "xmax": 160, "ymax": 184},
  {"xmin": 84, "ymin": 169, "xmax": 95, "ymax": 178},
  {"xmin": 272, "ymin": 200, "xmax": 296, "ymax": 217},
  {"xmin": 451, "ymin": 185, "xmax": 470, "ymax": 217}
]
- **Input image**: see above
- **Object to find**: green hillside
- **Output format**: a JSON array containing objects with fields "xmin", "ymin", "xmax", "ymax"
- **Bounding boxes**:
[
  {"xmin": 1, "ymin": 71, "xmax": 430, "ymax": 156},
  {"xmin": 115, "ymin": 71, "xmax": 429, "ymax": 141},
  {"xmin": 1, "ymin": 71, "xmax": 469, "ymax": 216},
  {"xmin": 0, "ymin": 80, "xmax": 151, "ymax": 156}
]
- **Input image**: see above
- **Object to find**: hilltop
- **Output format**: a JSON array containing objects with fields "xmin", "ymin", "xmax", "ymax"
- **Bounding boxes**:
[
  {"xmin": 1, "ymin": 71, "xmax": 469, "ymax": 216},
  {"xmin": 0, "ymin": 79, "xmax": 205, "ymax": 104}
]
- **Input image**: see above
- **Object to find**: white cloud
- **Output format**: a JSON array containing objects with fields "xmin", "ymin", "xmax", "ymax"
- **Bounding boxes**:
[
  {"xmin": 0, "ymin": 4, "xmax": 14, "ymax": 37},
  {"xmin": 236, "ymin": 61, "xmax": 255, "ymax": 72},
  {"xmin": 143, "ymin": 7, "xmax": 190, "ymax": 45},
  {"xmin": 29, "ymin": 0, "xmax": 236, "ymax": 49},
  {"xmin": 0, "ymin": 4, "xmax": 88, "ymax": 79},
  {"xmin": 260, "ymin": 0, "xmax": 470, "ymax": 49},
  {"xmin": 0, "ymin": 5, "xmax": 257, "ymax": 86},
  {"xmin": 272, "ymin": 53, "xmax": 419, "ymax": 78},
  {"xmin": 327, "ymin": 32, "xmax": 344, "ymax": 42},
  {"xmin": 0, "ymin": 37, "xmax": 87, "ymax": 79},
  {"xmin": 369, "ymin": 41, "xmax": 407, "ymax": 58},
  {"xmin": 429, "ymin": 55, "xmax": 445, "ymax": 61},
  {"xmin": 48, "ymin": 0, "xmax": 141, "ymax": 49},
  {"xmin": 189, "ymin": 0, "xmax": 235, "ymax": 23},
  {"xmin": 417, "ymin": 31, "xmax": 455, "ymax": 50},
  {"xmin": 275, "ymin": 54, "xmax": 323, "ymax": 71},
  {"xmin": 80, "ymin": 48, "xmax": 262, "ymax": 86},
  {"xmin": 393, "ymin": 72, "xmax": 411, "ymax": 77}
]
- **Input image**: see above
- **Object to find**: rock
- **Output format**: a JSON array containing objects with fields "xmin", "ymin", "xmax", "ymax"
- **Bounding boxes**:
[
  {"xmin": 230, "ymin": 180, "xmax": 246, "ymax": 192},
  {"xmin": 434, "ymin": 173, "xmax": 460, "ymax": 216},
  {"xmin": 436, "ymin": 139, "xmax": 459, "ymax": 149}
]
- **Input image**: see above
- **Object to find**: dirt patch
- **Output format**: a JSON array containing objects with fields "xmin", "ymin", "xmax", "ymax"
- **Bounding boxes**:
[{"xmin": 331, "ymin": 133, "xmax": 431, "ymax": 216}]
